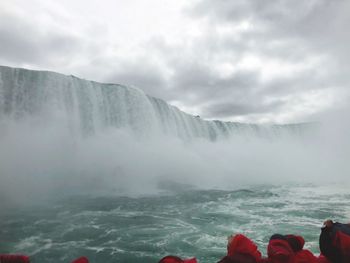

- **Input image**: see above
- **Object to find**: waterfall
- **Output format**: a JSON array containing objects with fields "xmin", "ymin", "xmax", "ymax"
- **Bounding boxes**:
[
  {"xmin": 0, "ymin": 65, "xmax": 313, "ymax": 141},
  {"xmin": 0, "ymin": 65, "xmax": 336, "ymax": 205}
]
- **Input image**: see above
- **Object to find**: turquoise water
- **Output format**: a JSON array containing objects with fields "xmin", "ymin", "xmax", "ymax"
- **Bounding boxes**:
[{"xmin": 1, "ymin": 184, "xmax": 349, "ymax": 263}]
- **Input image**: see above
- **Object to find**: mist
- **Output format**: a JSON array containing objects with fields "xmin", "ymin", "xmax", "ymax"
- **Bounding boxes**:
[
  {"xmin": 0, "ymin": 66, "xmax": 349, "ymax": 211},
  {"xmin": 1, "ymin": 108, "xmax": 349, "ymax": 210}
]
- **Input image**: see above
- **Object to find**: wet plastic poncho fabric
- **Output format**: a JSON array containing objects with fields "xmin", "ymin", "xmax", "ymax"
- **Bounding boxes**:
[
  {"xmin": 158, "ymin": 255, "xmax": 197, "ymax": 263},
  {"xmin": 293, "ymin": 250, "xmax": 318, "ymax": 263},
  {"xmin": 227, "ymin": 234, "xmax": 262, "ymax": 261},
  {"xmin": 267, "ymin": 239, "xmax": 294, "ymax": 263},
  {"xmin": 285, "ymin": 235, "xmax": 305, "ymax": 252},
  {"xmin": 71, "ymin": 256, "xmax": 89, "ymax": 263},
  {"xmin": 320, "ymin": 222, "xmax": 350, "ymax": 262},
  {"xmin": 316, "ymin": 254, "xmax": 332, "ymax": 263},
  {"xmin": 286, "ymin": 235, "xmax": 317, "ymax": 263},
  {"xmin": 0, "ymin": 254, "xmax": 92, "ymax": 263},
  {"xmin": 0, "ymin": 255, "xmax": 30, "ymax": 263}
]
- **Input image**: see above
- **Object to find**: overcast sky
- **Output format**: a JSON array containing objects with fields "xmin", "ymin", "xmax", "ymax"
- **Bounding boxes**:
[{"xmin": 0, "ymin": 0, "xmax": 349, "ymax": 123}]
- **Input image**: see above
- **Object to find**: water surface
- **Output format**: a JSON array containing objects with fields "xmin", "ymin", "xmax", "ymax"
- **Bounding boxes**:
[{"xmin": 1, "ymin": 184, "xmax": 349, "ymax": 263}]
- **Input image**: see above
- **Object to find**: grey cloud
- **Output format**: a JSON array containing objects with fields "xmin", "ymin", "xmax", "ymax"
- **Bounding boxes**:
[
  {"xmin": 191, "ymin": 0, "xmax": 327, "ymax": 26},
  {"xmin": 162, "ymin": 49, "xmax": 341, "ymax": 120},
  {"xmin": 190, "ymin": 0, "xmax": 350, "ymax": 57},
  {"xmin": 202, "ymin": 100, "xmax": 284, "ymax": 119},
  {"xmin": 165, "ymin": 0, "xmax": 350, "ymax": 120},
  {"xmin": 142, "ymin": 34, "xmax": 326, "ymax": 120},
  {"xmin": 189, "ymin": 0, "xmax": 255, "ymax": 23},
  {"xmin": 0, "ymin": 11, "xmax": 81, "ymax": 66},
  {"xmin": 0, "ymin": 0, "xmax": 348, "ymax": 123},
  {"xmin": 171, "ymin": 63, "xmax": 260, "ymax": 103},
  {"xmin": 105, "ymin": 62, "xmax": 170, "ymax": 100}
]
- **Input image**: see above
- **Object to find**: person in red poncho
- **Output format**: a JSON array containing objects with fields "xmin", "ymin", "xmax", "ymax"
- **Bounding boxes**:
[
  {"xmin": 0, "ymin": 255, "xmax": 30, "ymax": 263},
  {"xmin": 158, "ymin": 255, "xmax": 197, "ymax": 263},
  {"xmin": 70, "ymin": 256, "xmax": 89, "ymax": 263},
  {"xmin": 267, "ymin": 234, "xmax": 295, "ymax": 263},
  {"xmin": 217, "ymin": 233, "xmax": 266, "ymax": 263},
  {"xmin": 319, "ymin": 220, "xmax": 350, "ymax": 263},
  {"xmin": 267, "ymin": 234, "xmax": 318, "ymax": 263},
  {"xmin": 285, "ymin": 234, "xmax": 318, "ymax": 263},
  {"xmin": 316, "ymin": 254, "xmax": 332, "ymax": 263}
]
